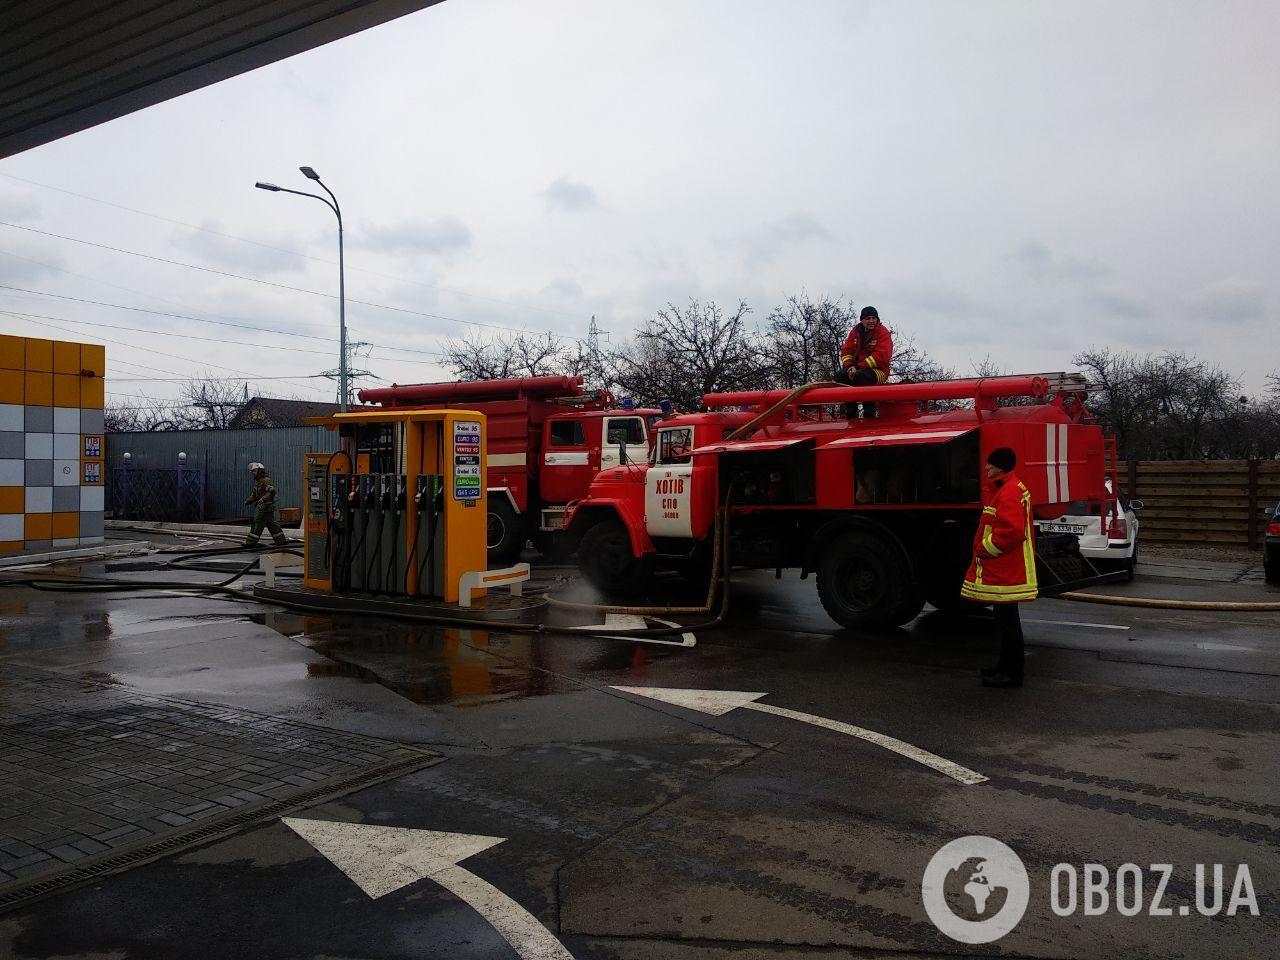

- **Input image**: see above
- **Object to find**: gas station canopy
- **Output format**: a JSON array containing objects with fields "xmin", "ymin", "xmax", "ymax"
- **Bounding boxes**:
[{"xmin": 0, "ymin": 0, "xmax": 443, "ymax": 160}]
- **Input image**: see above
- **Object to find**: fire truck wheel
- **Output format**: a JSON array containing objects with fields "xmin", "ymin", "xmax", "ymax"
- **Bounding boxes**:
[
  {"xmin": 487, "ymin": 499, "xmax": 527, "ymax": 566},
  {"xmin": 816, "ymin": 531, "xmax": 912, "ymax": 630},
  {"xmin": 577, "ymin": 519, "xmax": 651, "ymax": 594}
]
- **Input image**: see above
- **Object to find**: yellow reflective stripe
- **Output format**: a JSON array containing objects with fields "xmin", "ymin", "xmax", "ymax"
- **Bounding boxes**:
[
  {"xmin": 866, "ymin": 356, "xmax": 877, "ymax": 369},
  {"xmin": 840, "ymin": 354, "xmax": 854, "ymax": 364},
  {"xmin": 961, "ymin": 582, "xmax": 1038, "ymax": 601},
  {"xmin": 982, "ymin": 506, "xmax": 997, "ymax": 515},
  {"xmin": 1021, "ymin": 490, "xmax": 1037, "ymax": 588},
  {"xmin": 982, "ymin": 527, "xmax": 1002, "ymax": 557},
  {"xmin": 875, "ymin": 370, "xmax": 888, "ymax": 384}
]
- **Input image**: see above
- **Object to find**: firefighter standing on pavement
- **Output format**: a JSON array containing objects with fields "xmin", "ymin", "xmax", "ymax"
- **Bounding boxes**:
[
  {"xmin": 961, "ymin": 447, "xmax": 1038, "ymax": 687},
  {"xmin": 244, "ymin": 462, "xmax": 288, "ymax": 547},
  {"xmin": 835, "ymin": 306, "xmax": 893, "ymax": 418}
]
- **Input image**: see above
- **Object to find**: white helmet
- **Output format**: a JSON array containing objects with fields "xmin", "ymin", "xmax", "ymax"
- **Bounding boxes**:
[{"xmin": 248, "ymin": 462, "xmax": 265, "ymax": 472}]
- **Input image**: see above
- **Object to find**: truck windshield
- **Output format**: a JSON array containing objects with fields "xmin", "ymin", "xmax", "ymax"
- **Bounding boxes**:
[
  {"xmin": 658, "ymin": 428, "xmax": 694, "ymax": 464},
  {"xmin": 606, "ymin": 418, "xmax": 644, "ymax": 445}
]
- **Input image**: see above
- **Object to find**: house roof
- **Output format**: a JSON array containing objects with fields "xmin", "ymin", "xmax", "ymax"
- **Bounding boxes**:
[{"xmin": 229, "ymin": 397, "xmax": 342, "ymax": 429}]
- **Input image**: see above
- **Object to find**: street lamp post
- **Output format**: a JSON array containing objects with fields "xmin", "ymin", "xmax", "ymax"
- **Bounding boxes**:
[{"xmin": 255, "ymin": 167, "xmax": 348, "ymax": 410}]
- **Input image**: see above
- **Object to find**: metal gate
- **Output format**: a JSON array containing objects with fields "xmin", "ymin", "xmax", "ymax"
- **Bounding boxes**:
[{"xmin": 109, "ymin": 467, "xmax": 206, "ymax": 521}]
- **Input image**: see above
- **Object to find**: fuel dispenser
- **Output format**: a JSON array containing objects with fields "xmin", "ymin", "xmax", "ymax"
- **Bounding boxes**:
[{"xmin": 302, "ymin": 409, "xmax": 487, "ymax": 604}]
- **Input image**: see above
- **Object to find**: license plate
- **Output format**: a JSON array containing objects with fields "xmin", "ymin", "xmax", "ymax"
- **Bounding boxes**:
[{"xmin": 1042, "ymin": 522, "xmax": 1087, "ymax": 535}]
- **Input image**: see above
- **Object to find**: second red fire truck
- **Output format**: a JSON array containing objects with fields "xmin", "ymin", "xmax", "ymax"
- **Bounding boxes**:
[{"xmin": 565, "ymin": 373, "xmax": 1121, "ymax": 628}]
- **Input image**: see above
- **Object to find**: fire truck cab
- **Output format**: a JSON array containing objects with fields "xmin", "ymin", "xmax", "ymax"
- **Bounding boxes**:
[{"xmin": 566, "ymin": 373, "xmax": 1123, "ymax": 629}]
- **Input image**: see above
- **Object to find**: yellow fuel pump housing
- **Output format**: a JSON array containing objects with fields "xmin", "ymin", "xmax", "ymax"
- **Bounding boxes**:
[{"xmin": 302, "ymin": 408, "xmax": 487, "ymax": 604}]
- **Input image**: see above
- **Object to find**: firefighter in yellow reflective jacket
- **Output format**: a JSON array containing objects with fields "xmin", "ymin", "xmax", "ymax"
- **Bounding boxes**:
[
  {"xmin": 962, "ymin": 447, "xmax": 1037, "ymax": 687},
  {"xmin": 244, "ymin": 462, "xmax": 288, "ymax": 547}
]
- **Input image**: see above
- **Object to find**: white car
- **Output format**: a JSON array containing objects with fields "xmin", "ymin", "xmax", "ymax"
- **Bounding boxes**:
[{"xmin": 1036, "ymin": 481, "xmax": 1142, "ymax": 581}]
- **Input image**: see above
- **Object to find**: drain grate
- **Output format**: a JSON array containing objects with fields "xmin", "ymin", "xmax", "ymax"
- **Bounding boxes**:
[{"xmin": 0, "ymin": 752, "xmax": 440, "ymax": 913}]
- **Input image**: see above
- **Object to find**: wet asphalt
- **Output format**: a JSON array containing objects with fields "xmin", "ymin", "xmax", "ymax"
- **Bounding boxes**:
[{"xmin": 0, "ymin": 540, "xmax": 1276, "ymax": 959}]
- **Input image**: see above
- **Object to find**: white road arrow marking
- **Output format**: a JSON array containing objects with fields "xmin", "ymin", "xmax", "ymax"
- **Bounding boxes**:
[
  {"xmin": 612, "ymin": 686, "xmax": 988, "ymax": 785},
  {"xmin": 569, "ymin": 613, "xmax": 696, "ymax": 646},
  {"xmin": 283, "ymin": 818, "xmax": 574, "ymax": 960}
]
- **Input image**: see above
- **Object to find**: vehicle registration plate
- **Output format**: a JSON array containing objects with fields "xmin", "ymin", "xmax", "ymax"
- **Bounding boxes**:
[{"xmin": 1042, "ymin": 522, "xmax": 1088, "ymax": 535}]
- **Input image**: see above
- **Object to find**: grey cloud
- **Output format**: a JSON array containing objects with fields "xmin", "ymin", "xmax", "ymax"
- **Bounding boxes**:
[
  {"xmin": 1013, "ymin": 239, "xmax": 1109, "ymax": 282},
  {"xmin": 1184, "ymin": 278, "xmax": 1266, "ymax": 324},
  {"xmin": 357, "ymin": 216, "xmax": 472, "ymax": 255},
  {"xmin": 0, "ymin": 190, "xmax": 39, "ymax": 222},
  {"xmin": 171, "ymin": 219, "xmax": 308, "ymax": 275},
  {"xmin": 1090, "ymin": 289, "xmax": 1153, "ymax": 320},
  {"xmin": 740, "ymin": 213, "xmax": 830, "ymax": 267},
  {"xmin": 543, "ymin": 176, "xmax": 599, "ymax": 211},
  {"xmin": 0, "ymin": 247, "xmax": 64, "ymax": 284}
]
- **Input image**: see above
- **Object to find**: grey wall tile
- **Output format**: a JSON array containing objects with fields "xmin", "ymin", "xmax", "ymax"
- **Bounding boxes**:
[
  {"xmin": 25, "ymin": 459, "xmax": 52, "ymax": 486},
  {"xmin": 24, "ymin": 406, "xmax": 53, "ymax": 432},
  {"xmin": 24, "ymin": 540, "xmax": 53, "ymax": 551},
  {"xmin": 79, "ymin": 512, "xmax": 104, "ymax": 538},
  {"xmin": 53, "ymin": 487, "xmax": 80, "ymax": 512},
  {"xmin": 0, "ymin": 431, "xmax": 23, "ymax": 459},
  {"xmin": 81, "ymin": 409, "xmax": 105, "ymax": 434}
]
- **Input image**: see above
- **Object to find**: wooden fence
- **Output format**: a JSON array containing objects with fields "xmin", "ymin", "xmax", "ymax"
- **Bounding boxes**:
[{"xmin": 1115, "ymin": 460, "xmax": 1280, "ymax": 546}]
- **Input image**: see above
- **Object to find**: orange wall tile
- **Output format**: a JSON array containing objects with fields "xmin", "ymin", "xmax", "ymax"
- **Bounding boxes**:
[
  {"xmin": 53, "ymin": 341, "xmax": 81, "ymax": 374},
  {"xmin": 0, "ymin": 369, "xmax": 21, "ymax": 404},
  {"xmin": 25, "ymin": 514, "xmax": 52, "ymax": 540},
  {"xmin": 0, "ymin": 335, "xmax": 23, "ymax": 370},
  {"xmin": 81, "ymin": 343, "xmax": 106, "ymax": 377},
  {"xmin": 0, "ymin": 540, "xmax": 23, "ymax": 554},
  {"xmin": 0, "ymin": 488, "xmax": 23, "ymax": 513},
  {"xmin": 53, "ymin": 374, "xmax": 80, "ymax": 408},
  {"xmin": 25, "ymin": 338, "xmax": 53, "ymax": 372},
  {"xmin": 80, "ymin": 375, "xmax": 104, "ymax": 409},
  {"xmin": 52, "ymin": 513, "xmax": 79, "ymax": 539},
  {"xmin": 24, "ymin": 372, "xmax": 52, "ymax": 406}
]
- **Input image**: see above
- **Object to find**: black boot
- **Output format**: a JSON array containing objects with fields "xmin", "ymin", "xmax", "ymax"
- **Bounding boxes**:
[{"xmin": 982, "ymin": 671, "xmax": 1023, "ymax": 688}]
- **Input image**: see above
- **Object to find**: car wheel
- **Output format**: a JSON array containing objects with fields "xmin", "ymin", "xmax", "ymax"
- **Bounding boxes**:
[{"xmin": 1123, "ymin": 543, "xmax": 1138, "ymax": 582}]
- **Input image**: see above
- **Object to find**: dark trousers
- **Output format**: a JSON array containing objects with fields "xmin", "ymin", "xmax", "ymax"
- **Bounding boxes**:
[
  {"xmin": 992, "ymin": 603, "xmax": 1025, "ymax": 677},
  {"xmin": 247, "ymin": 502, "xmax": 286, "ymax": 545},
  {"xmin": 834, "ymin": 366, "xmax": 880, "ymax": 418}
]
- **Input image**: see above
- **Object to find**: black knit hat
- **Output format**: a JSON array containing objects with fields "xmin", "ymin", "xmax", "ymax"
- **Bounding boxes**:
[
  {"xmin": 860, "ymin": 305, "xmax": 879, "ymax": 321},
  {"xmin": 987, "ymin": 447, "xmax": 1016, "ymax": 473}
]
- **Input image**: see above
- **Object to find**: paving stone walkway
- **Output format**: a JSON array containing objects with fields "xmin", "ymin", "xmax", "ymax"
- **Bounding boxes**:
[{"xmin": 0, "ymin": 666, "xmax": 437, "ymax": 890}]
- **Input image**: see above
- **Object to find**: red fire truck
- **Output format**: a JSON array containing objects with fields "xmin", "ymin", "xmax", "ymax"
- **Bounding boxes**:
[
  {"xmin": 358, "ymin": 375, "xmax": 661, "ymax": 563},
  {"xmin": 565, "ymin": 373, "xmax": 1121, "ymax": 628}
]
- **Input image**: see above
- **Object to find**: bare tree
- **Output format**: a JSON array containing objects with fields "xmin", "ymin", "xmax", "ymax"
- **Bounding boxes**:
[
  {"xmin": 179, "ymin": 376, "xmax": 248, "ymax": 430},
  {"xmin": 609, "ymin": 299, "xmax": 765, "ymax": 410},
  {"xmin": 440, "ymin": 330, "xmax": 594, "ymax": 383},
  {"xmin": 104, "ymin": 399, "xmax": 182, "ymax": 433}
]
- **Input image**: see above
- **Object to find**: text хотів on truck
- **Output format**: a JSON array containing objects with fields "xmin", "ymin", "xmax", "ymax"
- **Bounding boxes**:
[{"xmin": 564, "ymin": 373, "xmax": 1127, "ymax": 629}]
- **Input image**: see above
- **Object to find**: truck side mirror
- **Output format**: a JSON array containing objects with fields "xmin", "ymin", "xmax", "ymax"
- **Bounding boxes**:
[{"xmin": 1129, "ymin": 499, "xmax": 1143, "ymax": 511}]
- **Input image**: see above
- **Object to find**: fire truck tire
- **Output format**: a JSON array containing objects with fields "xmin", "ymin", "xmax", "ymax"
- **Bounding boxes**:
[
  {"xmin": 577, "ymin": 519, "xmax": 651, "ymax": 594},
  {"xmin": 487, "ymin": 499, "xmax": 527, "ymax": 566},
  {"xmin": 815, "ymin": 531, "xmax": 913, "ymax": 630}
]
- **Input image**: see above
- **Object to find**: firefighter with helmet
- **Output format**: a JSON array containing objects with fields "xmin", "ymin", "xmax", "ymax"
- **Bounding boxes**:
[
  {"xmin": 835, "ymin": 305, "xmax": 893, "ymax": 418},
  {"xmin": 244, "ymin": 462, "xmax": 288, "ymax": 547},
  {"xmin": 962, "ymin": 447, "xmax": 1038, "ymax": 687}
]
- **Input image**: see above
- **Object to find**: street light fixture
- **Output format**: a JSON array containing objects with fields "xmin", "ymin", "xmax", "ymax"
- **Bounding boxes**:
[{"xmin": 253, "ymin": 168, "xmax": 349, "ymax": 410}]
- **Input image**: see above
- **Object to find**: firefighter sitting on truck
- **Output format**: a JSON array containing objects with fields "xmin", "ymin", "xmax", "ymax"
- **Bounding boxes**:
[{"xmin": 834, "ymin": 305, "xmax": 892, "ymax": 418}]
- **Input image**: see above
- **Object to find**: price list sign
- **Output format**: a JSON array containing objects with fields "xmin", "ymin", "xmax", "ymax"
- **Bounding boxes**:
[{"xmin": 453, "ymin": 420, "xmax": 482, "ymax": 500}]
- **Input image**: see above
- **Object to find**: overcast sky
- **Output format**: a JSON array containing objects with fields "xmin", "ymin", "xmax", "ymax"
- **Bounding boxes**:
[{"xmin": 1, "ymin": 0, "xmax": 1277, "ymax": 411}]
